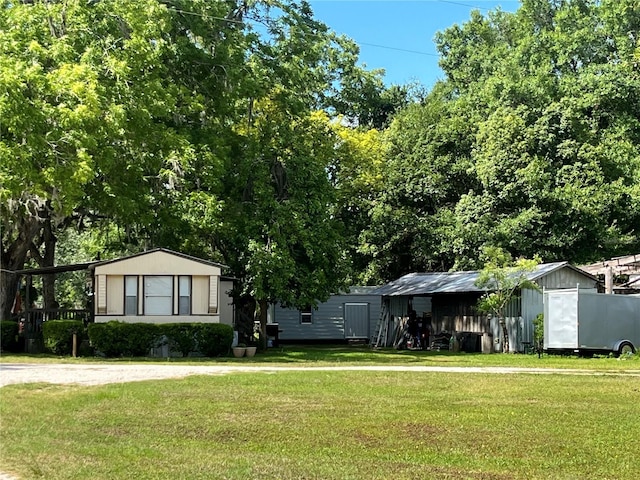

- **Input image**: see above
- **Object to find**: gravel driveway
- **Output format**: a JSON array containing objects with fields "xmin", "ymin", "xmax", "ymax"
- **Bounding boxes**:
[{"xmin": 2, "ymin": 363, "xmax": 640, "ymax": 387}]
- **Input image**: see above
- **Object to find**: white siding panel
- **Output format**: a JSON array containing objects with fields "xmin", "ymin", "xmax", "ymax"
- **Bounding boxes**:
[
  {"xmin": 192, "ymin": 276, "xmax": 209, "ymax": 315},
  {"xmin": 94, "ymin": 251, "xmax": 221, "ymax": 276},
  {"xmin": 209, "ymin": 276, "xmax": 219, "ymax": 314},
  {"xmin": 96, "ymin": 274, "xmax": 107, "ymax": 314},
  {"xmin": 95, "ymin": 315, "xmax": 220, "ymax": 324},
  {"xmin": 106, "ymin": 275, "xmax": 124, "ymax": 315}
]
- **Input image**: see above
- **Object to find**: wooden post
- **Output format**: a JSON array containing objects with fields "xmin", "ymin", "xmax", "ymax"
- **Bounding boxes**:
[
  {"xmin": 605, "ymin": 266, "xmax": 613, "ymax": 294},
  {"xmin": 72, "ymin": 332, "xmax": 77, "ymax": 358}
]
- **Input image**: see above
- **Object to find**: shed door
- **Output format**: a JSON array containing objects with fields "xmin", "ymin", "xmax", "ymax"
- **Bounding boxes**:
[{"xmin": 344, "ymin": 303, "xmax": 369, "ymax": 339}]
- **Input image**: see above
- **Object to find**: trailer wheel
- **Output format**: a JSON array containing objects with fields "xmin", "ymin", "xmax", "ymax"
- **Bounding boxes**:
[{"xmin": 617, "ymin": 341, "xmax": 636, "ymax": 357}]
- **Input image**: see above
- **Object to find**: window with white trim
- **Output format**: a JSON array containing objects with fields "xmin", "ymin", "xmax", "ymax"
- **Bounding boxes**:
[
  {"xmin": 178, "ymin": 276, "xmax": 191, "ymax": 315},
  {"xmin": 144, "ymin": 276, "xmax": 173, "ymax": 315},
  {"xmin": 300, "ymin": 305, "xmax": 312, "ymax": 324},
  {"xmin": 125, "ymin": 276, "xmax": 138, "ymax": 315}
]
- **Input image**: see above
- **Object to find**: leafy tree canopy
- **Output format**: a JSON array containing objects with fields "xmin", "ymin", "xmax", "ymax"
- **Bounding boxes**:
[
  {"xmin": 0, "ymin": 0, "xmax": 381, "ymax": 320},
  {"xmin": 358, "ymin": 0, "xmax": 640, "ymax": 282}
]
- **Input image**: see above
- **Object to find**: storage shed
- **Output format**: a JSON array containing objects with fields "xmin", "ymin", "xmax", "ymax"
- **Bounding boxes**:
[
  {"xmin": 372, "ymin": 262, "xmax": 598, "ymax": 352},
  {"xmin": 90, "ymin": 249, "xmax": 235, "ymax": 325},
  {"xmin": 271, "ymin": 287, "xmax": 382, "ymax": 342}
]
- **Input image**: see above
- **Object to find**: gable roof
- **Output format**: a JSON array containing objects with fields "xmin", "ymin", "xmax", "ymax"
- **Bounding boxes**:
[
  {"xmin": 89, "ymin": 248, "xmax": 227, "ymax": 270},
  {"xmin": 372, "ymin": 262, "xmax": 597, "ymax": 296}
]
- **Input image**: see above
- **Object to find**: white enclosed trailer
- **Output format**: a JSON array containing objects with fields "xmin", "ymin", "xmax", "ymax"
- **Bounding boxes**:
[{"xmin": 543, "ymin": 288, "xmax": 640, "ymax": 356}]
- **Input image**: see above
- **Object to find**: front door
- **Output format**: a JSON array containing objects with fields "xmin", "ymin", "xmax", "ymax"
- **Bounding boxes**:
[{"xmin": 344, "ymin": 303, "xmax": 369, "ymax": 339}]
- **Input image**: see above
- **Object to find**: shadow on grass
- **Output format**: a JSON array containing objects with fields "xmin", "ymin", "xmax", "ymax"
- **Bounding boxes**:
[
  {"xmin": 0, "ymin": 346, "xmax": 475, "ymax": 364},
  {"xmin": 3, "ymin": 345, "xmax": 639, "ymax": 368}
]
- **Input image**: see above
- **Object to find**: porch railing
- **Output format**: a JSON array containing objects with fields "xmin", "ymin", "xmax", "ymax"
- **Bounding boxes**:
[{"xmin": 18, "ymin": 309, "xmax": 92, "ymax": 336}]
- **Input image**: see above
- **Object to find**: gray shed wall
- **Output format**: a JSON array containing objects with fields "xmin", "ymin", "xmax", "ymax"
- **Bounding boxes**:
[
  {"xmin": 274, "ymin": 294, "xmax": 382, "ymax": 341},
  {"xmin": 536, "ymin": 269, "xmax": 597, "ymax": 290},
  {"xmin": 379, "ymin": 266, "xmax": 597, "ymax": 353}
]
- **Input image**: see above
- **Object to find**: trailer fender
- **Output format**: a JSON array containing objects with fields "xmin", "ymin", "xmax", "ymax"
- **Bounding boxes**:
[{"xmin": 613, "ymin": 340, "xmax": 636, "ymax": 356}]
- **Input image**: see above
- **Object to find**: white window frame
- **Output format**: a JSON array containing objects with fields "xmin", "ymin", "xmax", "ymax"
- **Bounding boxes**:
[
  {"xmin": 300, "ymin": 305, "xmax": 313, "ymax": 324},
  {"xmin": 178, "ymin": 275, "xmax": 191, "ymax": 315},
  {"xmin": 144, "ymin": 276, "xmax": 173, "ymax": 315},
  {"xmin": 124, "ymin": 276, "xmax": 138, "ymax": 316}
]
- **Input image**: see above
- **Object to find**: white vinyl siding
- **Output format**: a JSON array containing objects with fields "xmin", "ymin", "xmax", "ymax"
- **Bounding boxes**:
[
  {"xmin": 106, "ymin": 275, "xmax": 123, "ymax": 315},
  {"xmin": 144, "ymin": 276, "xmax": 173, "ymax": 315},
  {"xmin": 192, "ymin": 276, "xmax": 209, "ymax": 315},
  {"xmin": 209, "ymin": 276, "xmax": 219, "ymax": 314},
  {"xmin": 92, "ymin": 250, "xmax": 227, "ymax": 324},
  {"xmin": 97, "ymin": 275, "xmax": 107, "ymax": 314}
]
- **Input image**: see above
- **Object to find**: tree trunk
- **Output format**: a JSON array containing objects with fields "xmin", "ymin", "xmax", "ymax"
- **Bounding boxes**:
[
  {"xmin": 0, "ymin": 218, "xmax": 40, "ymax": 320},
  {"xmin": 257, "ymin": 298, "xmax": 268, "ymax": 350},
  {"xmin": 0, "ymin": 270, "xmax": 20, "ymax": 321},
  {"xmin": 40, "ymin": 219, "xmax": 57, "ymax": 309},
  {"xmin": 500, "ymin": 318, "xmax": 510, "ymax": 353},
  {"xmin": 235, "ymin": 295, "xmax": 255, "ymax": 343}
]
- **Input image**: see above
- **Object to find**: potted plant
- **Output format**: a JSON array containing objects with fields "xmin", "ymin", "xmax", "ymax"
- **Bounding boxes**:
[
  {"xmin": 245, "ymin": 341, "xmax": 257, "ymax": 358},
  {"xmin": 245, "ymin": 326, "xmax": 260, "ymax": 358},
  {"xmin": 232, "ymin": 343, "xmax": 246, "ymax": 358}
]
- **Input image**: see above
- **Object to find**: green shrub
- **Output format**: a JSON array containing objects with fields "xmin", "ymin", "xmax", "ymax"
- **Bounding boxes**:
[
  {"xmin": 88, "ymin": 322, "xmax": 161, "ymax": 357},
  {"xmin": 124, "ymin": 323, "xmax": 162, "ymax": 356},
  {"xmin": 1, "ymin": 321, "xmax": 20, "ymax": 352},
  {"xmin": 87, "ymin": 322, "xmax": 232, "ymax": 358},
  {"xmin": 42, "ymin": 320, "xmax": 85, "ymax": 355},
  {"xmin": 160, "ymin": 324, "xmax": 198, "ymax": 357},
  {"xmin": 88, "ymin": 322, "xmax": 125, "ymax": 357},
  {"xmin": 533, "ymin": 313, "xmax": 544, "ymax": 353},
  {"xmin": 195, "ymin": 323, "xmax": 233, "ymax": 357}
]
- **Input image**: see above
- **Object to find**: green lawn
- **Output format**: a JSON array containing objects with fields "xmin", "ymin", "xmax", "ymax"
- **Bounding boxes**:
[
  {"xmin": 2, "ymin": 345, "xmax": 640, "ymax": 370},
  {"xmin": 1, "ymin": 350, "xmax": 639, "ymax": 479}
]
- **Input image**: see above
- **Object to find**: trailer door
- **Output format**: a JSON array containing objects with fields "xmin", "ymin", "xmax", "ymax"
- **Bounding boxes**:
[{"xmin": 544, "ymin": 290, "xmax": 578, "ymax": 349}]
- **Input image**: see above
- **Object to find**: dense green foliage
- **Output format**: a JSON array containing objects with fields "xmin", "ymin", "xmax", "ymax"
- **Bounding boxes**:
[
  {"xmin": 2, "ymin": 0, "xmax": 639, "ymax": 313},
  {"xmin": 162, "ymin": 323, "xmax": 198, "ymax": 358},
  {"xmin": 42, "ymin": 319, "xmax": 84, "ymax": 355},
  {"xmin": 0, "ymin": 321, "xmax": 19, "ymax": 352},
  {"xmin": 359, "ymin": 0, "xmax": 640, "ymax": 281},
  {"xmin": 0, "ymin": 0, "xmax": 397, "ymax": 322},
  {"xmin": 87, "ymin": 322, "xmax": 160, "ymax": 357},
  {"xmin": 163, "ymin": 323, "xmax": 233, "ymax": 357},
  {"xmin": 194, "ymin": 323, "xmax": 234, "ymax": 357},
  {"xmin": 86, "ymin": 321, "xmax": 233, "ymax": 358}
]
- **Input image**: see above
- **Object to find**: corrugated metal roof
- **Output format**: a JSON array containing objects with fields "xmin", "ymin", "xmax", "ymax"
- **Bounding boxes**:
[
  {"xmin": 339, "ymin": 286, "xmax": 381, "ymax": 295},
  {"xmin": 372, "ymin": 261, "xmax": 594, "ymax": 296}
]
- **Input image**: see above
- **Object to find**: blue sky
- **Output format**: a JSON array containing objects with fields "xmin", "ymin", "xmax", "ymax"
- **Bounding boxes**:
[{"xmin": 308, "ymin": 0, "xmax": 521, "ymax": 88}]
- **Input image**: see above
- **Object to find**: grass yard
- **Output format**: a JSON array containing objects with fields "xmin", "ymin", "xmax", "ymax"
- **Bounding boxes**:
[
  {"xmin": 1, "ymin": 366, "xmax": 639, "ymax": 479},
  {"xmin": 2, "ymin": 345, "xmax": 640, "ymax": 370}
]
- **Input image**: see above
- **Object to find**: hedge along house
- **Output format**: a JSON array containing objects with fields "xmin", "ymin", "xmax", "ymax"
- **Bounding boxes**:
[
  {"xmin": 270, "ymin": 287, "xmax": 382, "ymax": 343},
  {"xmin": 371, "ymin": 262, "xmax": 598, "ymax": 353},
  {"xmin": 90, "ymin": 249, "xmax": 235, "ymax": 326}
]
